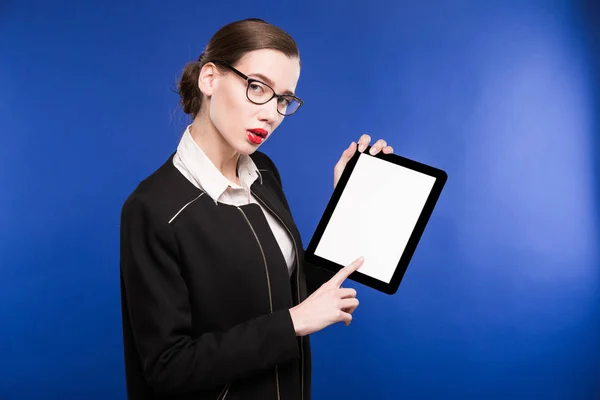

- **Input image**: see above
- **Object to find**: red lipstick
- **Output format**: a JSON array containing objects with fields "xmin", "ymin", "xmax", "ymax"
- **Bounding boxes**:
[{"xmin": 247, "ymin": 129, "xmax": 268, "ymax": 145}]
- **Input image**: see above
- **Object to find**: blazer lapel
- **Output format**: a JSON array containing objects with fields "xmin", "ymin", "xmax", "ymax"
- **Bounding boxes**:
[
  {"xmin": 252, "ymin": 181, "xmax": 310, "ymax": 304},
  {"xmin": 250, "ymin": 183, "xmax": 304, "ymax": 261},
  {"xmin": 251, "ymin": 177, "xmax": 309, "ymax": 303}
]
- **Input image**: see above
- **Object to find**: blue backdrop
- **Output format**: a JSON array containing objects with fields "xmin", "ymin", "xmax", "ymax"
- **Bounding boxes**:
[{"xmin": 1, "ymin": 0, "xmax": 599, "ymax": 399}]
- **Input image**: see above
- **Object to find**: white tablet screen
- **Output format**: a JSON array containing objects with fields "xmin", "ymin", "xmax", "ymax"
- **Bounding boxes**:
[{"xmin": 314, "ymin": 153, "xmax": 437, "ymax": 283}]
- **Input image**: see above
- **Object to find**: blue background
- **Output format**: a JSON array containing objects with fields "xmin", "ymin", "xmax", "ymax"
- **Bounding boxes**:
[{"xmin": 1, "ymin": 0, "xmax": 599, "ymax": 399}]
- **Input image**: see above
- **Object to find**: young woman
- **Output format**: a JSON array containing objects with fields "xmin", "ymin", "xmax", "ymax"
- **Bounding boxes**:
[{"xmin": 119, "ymin": 18, "xmax": 393, "ymax": 400}]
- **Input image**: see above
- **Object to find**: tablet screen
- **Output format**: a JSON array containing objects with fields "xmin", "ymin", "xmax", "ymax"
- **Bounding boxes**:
[{"xmin": 313, "ymin": 152, "xmax": 437, "ymax": 283}]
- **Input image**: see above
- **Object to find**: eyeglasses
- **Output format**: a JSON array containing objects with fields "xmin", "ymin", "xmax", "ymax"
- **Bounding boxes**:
[{"xmin": 208, "ymin": 60, "xmax": 303, "ymax": 116}]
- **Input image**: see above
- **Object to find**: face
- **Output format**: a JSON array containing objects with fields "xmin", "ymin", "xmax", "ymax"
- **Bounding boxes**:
[{"xmin": 198, "ymin": 49, "xmax": 301, "ymax": 155}]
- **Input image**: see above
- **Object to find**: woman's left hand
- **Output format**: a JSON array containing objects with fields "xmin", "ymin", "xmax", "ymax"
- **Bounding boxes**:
[{"xmin": 333, "ymin": 134, "xmax": 394, "ymax": 189}]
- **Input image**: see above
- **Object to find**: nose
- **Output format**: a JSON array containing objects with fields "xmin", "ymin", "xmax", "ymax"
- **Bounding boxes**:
[{"xmin": 257, "ymin": 98, "xmax": 281, "ymax": 123}]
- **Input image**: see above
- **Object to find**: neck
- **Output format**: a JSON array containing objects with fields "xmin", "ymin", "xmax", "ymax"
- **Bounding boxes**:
[{"xmin": 189, "ymin": 113, "xmax": 240, "ymax": 184}]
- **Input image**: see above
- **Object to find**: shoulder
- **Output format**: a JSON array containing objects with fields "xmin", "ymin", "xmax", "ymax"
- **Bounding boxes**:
[
  {"xmin": 250, "ymin": 150, "xmax": 283, "ymax": 186},
  {"xmin": 249, "ymin": 150, "xmax": 277, "ymax": 171},
  {"xmin": 121, "ymin": 154, "xmax": 202, "ymax": 226}
]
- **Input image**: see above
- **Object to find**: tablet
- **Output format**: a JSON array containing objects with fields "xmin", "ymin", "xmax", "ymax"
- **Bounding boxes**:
[{"xmin": 305, "ymin": 146, "xmax": 447, "ymax": 295}]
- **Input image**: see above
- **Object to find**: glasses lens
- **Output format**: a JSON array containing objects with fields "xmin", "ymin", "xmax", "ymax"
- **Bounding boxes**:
[
  {"xmin": 278, "ymin": 96, "xmax": 300, "ymax": 116},
  {"xmin": 247, "ymin": 81, "xmax": 274, "ymax": 104},
  {"xmin": 246, "ymin": 80, "xmax": 302, "ymax": 116}
]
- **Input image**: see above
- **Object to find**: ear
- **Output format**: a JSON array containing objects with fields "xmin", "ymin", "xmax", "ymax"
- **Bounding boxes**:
[{"xmin": 198, "ymin": 62, "xmax": 219, "ymax": 97}]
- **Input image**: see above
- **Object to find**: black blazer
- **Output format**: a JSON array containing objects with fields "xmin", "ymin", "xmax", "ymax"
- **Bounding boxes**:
[{"xmin": 119, "ymin": 151, "xmax": 333, "ymax": 400}]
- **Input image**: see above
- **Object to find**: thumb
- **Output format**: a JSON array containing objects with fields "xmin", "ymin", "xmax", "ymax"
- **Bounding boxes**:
[
  {"xmin": 335, "ymin": 142, "xmax": 356, "ymax": 171},
  {"xmin": 343, "ymin": 141, "xmax": 357, "ymax": 160}
]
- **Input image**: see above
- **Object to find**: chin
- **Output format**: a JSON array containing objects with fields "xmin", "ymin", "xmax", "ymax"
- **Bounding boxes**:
[
  {"xmin": 236, "ymin": 141, "xmax": 262, "ymax": 156},
  {"xmin": 224, "ymin": 131, "xmax": 267, "ymax": 156}
]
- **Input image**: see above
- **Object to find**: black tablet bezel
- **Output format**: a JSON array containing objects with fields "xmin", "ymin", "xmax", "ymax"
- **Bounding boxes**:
[{"xmin": 305, "ymin": 145, "xmax": 448, "ymax": 295}]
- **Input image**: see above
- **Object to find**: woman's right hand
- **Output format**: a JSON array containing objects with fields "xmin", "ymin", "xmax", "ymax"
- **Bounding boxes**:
[{"xmin": 289, "ymin": 256, "xmax": 364, "ymax": 336}]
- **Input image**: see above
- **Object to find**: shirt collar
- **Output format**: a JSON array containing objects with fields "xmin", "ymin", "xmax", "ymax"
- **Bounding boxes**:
[{"xmin": 175, "ymin": 125, "xmax": 263, "ymax": 204}]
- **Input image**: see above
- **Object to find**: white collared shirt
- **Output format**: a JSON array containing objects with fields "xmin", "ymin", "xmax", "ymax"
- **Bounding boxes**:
[{"xmin": 173, "ymin": 126, "xmax": 296, "ymax": 274}]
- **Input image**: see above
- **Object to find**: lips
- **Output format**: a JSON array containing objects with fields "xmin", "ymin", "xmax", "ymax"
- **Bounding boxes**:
[
  {"xmin": 247, "ymin": 129, "xmax": 268, "ymax": 145},
  {"xmin": 249, "ymin": 129, "xmax": 268, "ymax": 138}
]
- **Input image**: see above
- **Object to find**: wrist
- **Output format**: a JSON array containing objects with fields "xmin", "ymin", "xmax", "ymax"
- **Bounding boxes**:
[{"xmin": 289, "ymin": 307, "xmax": 308, "ymax": 337}]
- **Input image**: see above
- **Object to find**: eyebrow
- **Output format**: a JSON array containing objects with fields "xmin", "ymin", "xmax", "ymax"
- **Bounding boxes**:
[{"xmin": 249, "ymin": 72, "xmax": 296, "ymax": 96}]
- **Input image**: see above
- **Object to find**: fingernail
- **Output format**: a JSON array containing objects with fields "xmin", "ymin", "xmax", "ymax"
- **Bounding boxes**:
[
  {"xmin": 358, "ymin": 144, "xmax": 365, "ymax": 152},
  {"xmin": 369, "ymin": 147, "xmax": 377, "ymax": 155}
]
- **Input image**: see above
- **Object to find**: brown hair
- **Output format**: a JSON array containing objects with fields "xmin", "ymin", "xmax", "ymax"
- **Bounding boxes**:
[{"xmin": 177, "ymin": 18, "xmax": 300, "ymax": 119}]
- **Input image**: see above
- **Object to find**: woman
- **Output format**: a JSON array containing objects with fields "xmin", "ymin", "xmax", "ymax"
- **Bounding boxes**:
[{"xmin": 119, "ymin": 18, "xmax": 394, "ymax": 400}]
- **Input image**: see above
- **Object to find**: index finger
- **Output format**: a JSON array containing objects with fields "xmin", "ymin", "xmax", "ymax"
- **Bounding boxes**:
[{"xmin": 332, "ymin": 256, "xmax": 364, "ymax": 287}]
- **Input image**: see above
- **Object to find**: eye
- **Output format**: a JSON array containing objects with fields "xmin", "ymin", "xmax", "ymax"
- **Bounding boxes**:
[
  {"xmin": 278, "ymin": 96, "xmax": 291, "ymax": 106},
  {"xmin": 249, "ymin": 82, "xmax": 266, "ymax": 94}
]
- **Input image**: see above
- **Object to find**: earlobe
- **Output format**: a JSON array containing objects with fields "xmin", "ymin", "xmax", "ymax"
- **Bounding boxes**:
[{"xmin": 198, "ymin": 63, "xmax": 216, "ymax": 97}]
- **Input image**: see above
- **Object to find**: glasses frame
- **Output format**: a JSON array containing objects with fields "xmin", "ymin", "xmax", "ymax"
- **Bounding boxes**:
[{"xmin": 207, "ymin": 60, "xmax": 304, "ymax": 116}]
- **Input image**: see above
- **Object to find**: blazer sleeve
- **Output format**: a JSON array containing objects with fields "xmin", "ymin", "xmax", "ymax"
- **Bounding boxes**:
[{"xmin": 119, "ymin": 195, "xmax": 300, "ymax": 394}]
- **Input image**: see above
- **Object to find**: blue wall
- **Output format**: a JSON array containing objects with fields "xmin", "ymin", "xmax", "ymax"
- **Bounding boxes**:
[{"xmin": 1, "ymin": 1, "xmax": 598, "ymax": 399}]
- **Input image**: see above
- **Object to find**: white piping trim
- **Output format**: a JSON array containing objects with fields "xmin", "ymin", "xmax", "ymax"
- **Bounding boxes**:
[{"xmin": 168, "ymin": 193, "xmax": 204, "ymax": 224}]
